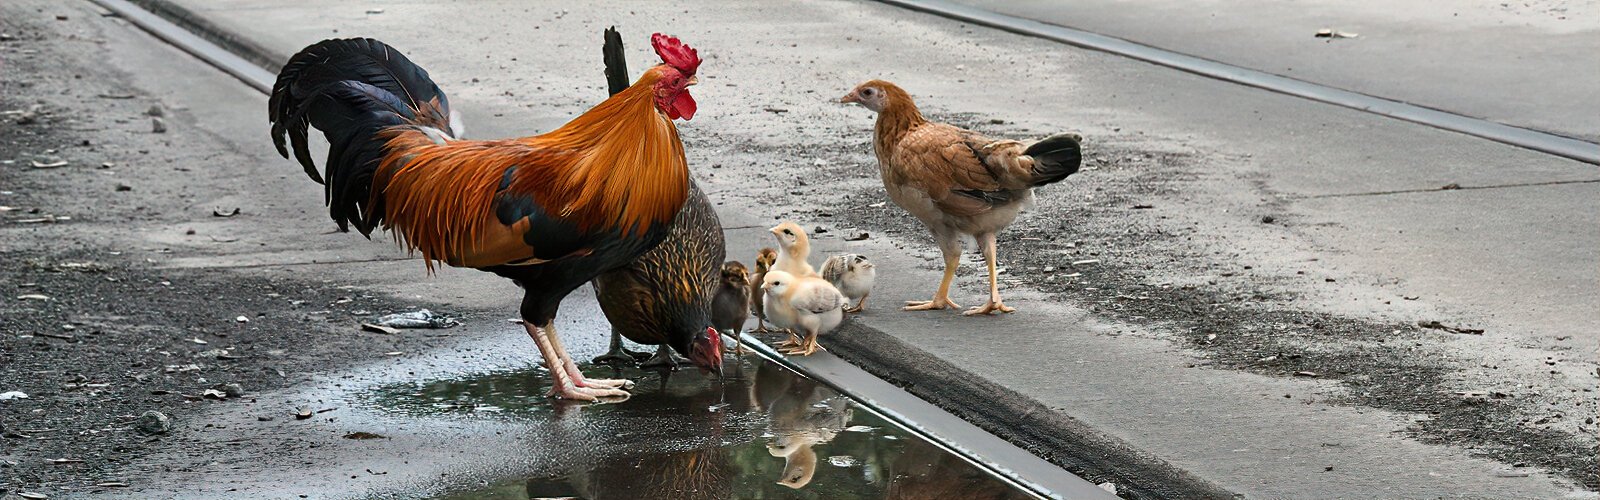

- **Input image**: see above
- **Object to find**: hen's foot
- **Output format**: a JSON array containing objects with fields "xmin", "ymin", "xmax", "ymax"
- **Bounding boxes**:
[
  {"xmin": 592, "ymin": 351, "xmax": 638, "ymax": 367},
  {"xmin": 963, "ymin": 300, "xmax": 1015, "ymax": 316},
  {"xmin": 904, "ymin": 297, "xmax": 960, "ymax": 311},
  {"xmin": 639, "ymin": 345, "xmax": 689, "ymax": 370}
]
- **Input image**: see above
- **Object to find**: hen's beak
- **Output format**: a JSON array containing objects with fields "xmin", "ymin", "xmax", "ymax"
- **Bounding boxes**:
[
  {"xmin": 839, "ymin": 93, "xmax": 859, "ymax": 104},
  {"xmin": 687, "ymin": 75, "xmax": 699, "ymax": 86}
]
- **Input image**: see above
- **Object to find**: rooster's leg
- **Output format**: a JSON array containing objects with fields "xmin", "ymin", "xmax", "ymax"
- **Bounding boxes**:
[
  {"xmin": 963, "ymin": 233, "xmax": 1015, "ymax": 316},
  {"xmin": 545, "ymin": 323, "xmax": 633, "ymax": 394},
  {"xmin": 905, "ymin": 235, "xmax": 962, "ymax": 311},
  {"xmin": 524, "ymin": 322, "xmax": 616, "ymax": 400}
]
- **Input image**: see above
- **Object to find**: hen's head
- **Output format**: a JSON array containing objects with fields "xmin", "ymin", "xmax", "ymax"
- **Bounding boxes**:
[
  {"xmin": 649, "ymin": 33, "xmax": 701, "ymax": 120},
  {"xmin": 840, "ymin": 79, "xmax": 909, "ymax": 113},
  {"xmin": 687, "ymin": 327, "xmax": 724, "ymax": 376}
]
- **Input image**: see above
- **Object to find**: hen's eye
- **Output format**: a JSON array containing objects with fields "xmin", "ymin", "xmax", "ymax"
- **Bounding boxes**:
[{"xmin": 863, "ymin": 88, "xmax": 875, "ymax": 97}]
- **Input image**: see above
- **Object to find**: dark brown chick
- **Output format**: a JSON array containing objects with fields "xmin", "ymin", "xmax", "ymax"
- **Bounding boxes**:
[
  {"xmin": 711, "ymin": 261, "xmax": 751, "ymax": 355},
  {"xmin": 749, "ymin": 248, "xmax": 779, "ymax": 333}
]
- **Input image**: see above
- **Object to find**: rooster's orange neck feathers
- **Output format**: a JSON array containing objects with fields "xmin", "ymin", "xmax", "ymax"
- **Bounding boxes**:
[{"xmin": 371, "ymin": 67, "xmax": 690, "ymax": 268}]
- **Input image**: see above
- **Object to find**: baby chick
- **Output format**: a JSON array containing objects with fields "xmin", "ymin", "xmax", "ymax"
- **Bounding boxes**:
[
  {"xmin": 769, "ymin": 221, "xmax": 817, "ymax": 277},
  {"xmin": 712, "ymin": 261, "xmax": 752, "ymax": 355},
  {"xmin": 821, "ymin": 253, "xmax": 876, "ymax": 313},
  {"xmin": 750, "ymin": 248, "xmax": 779, "ymax": 333},
  {"xmin": 762, "ymin": 270, "xmax": 847, "ymax": 356}
]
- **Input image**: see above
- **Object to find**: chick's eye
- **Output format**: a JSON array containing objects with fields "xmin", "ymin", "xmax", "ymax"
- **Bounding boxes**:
[
  {"xmin": 863, "ymin": 88, "xmax": 875, "ymax": 97},
  {"xmin": 783, "ymin": 229, "xmax": 793, "ymax": 235}
]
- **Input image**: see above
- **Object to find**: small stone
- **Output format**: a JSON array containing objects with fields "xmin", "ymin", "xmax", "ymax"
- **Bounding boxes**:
[
  {"xmin": 135, "ymin": 410, "xmax": 171, "ymax": 434},
  {"xmin": 116, "ymin": 184, "xmax": 133, "ymax": 192},
  {"xmin": 146, "ymin": 104, "xmax": 164, "ymax": 117},
  {"xmin": 151, "ymin": 117, "xmax": 167, "ymax": 134},
  {"xmin": 220, "ymin": 383, "xmax": 245, "ymax": 398}
]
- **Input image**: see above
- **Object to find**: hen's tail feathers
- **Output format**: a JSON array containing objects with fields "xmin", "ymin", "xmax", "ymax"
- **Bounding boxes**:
[
  {"xmin": 602, "ymin": 27, "xmax": 630, "ymax": 96},
  {"xmin": 1024, "ymin": 133, "xmax": 1083, "ymax": 187},
  {"xmin": 267, "ymin": 38, "xmax": 453, "ymax": 236}
]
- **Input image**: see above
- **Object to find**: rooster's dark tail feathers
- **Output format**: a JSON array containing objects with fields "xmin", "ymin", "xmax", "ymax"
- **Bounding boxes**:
[{"xmin": 267, "ymin": 38, "xmax": 453, "ymax": 235}]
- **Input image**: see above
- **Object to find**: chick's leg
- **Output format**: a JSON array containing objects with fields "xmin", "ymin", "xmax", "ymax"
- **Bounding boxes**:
[
  {"xmin": 845, "ymin": 293, "xmax": 869, "ymax": 313},
  {"xmin": 905, "ymin": 234, "xmax": 962, "ymax": 311},
  {"xmin": 964, "ymin": 233, "xmax": 1015, "ymax": 316},
  {"xmin": 547, "ymin": 323, "xmax": 633, "ymax": 393}
]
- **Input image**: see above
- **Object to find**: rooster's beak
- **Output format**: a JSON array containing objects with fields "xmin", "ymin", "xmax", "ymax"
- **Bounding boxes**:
[{"xmin": 687, "ymin": 75, "xmax": 699, "ymax": 86}]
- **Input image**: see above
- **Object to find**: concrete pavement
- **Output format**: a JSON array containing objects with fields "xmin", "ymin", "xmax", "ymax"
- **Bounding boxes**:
[
  {"xmin": 946, "ymin": 0, "xmax": 1600, "ymax": 142},
  {"xmin": 91, "ymin": 0, "xmax": 1599, "ymax": 497}
]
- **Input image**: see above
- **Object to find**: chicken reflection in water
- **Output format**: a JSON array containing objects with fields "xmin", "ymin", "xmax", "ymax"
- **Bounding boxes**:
[
  {"xmin": 370, "ymin": 351, "xmax": 1040, "ymax": 499},
  {"xmin": 750, "ymin": 360, "xmax": 852, "ymax": 489}
]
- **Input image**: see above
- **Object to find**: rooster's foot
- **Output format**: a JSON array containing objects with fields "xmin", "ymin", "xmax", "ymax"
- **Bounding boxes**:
[
  {"xmin": 546, "ymin": 383, "xmax": 629, "ymax": 401},
  {"xmin": 962, "ymin": 300, "xmax": 1015, "ymax": 316},
  {"xmin": 577, "ymin": 377, "xmax": 635, "ymax": 390}
]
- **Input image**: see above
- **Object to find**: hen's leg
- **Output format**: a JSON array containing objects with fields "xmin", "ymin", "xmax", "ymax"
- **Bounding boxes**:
[
  {"xmin": 640, "ymin": 344, "xmax": 690, "ymax": 370},
  {"xmin": 591, "ymin": 329, "xmax": 647, "ymax": 366},
  {"xmin": 906, "ymin": 234, "xmax": 962, "ymax": 311},
  {"xmin": 964, "ymin": 233, "xmax": 1015, "ymax": 316},
  {"xmin": 524, "ymin": 322, "xmax": 618, "ymax": 400},
  {"xmin": 547, "ymin": 323, "xmax": 633, "ymax": 393}
]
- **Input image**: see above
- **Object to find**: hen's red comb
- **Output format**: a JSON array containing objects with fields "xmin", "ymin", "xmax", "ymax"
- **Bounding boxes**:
[{"xmin": 651, "ymin": 33, "xmax": 700, "ymax": 76}]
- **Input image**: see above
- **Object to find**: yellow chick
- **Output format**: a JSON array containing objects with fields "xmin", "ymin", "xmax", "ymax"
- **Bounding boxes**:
[
  {"xmin": 768, "ymin": 221, "xmax": 817, "ymax": 277},
  {"xmin": 761, "ymin": 270, "xmax": 847, "ymax": 356}
]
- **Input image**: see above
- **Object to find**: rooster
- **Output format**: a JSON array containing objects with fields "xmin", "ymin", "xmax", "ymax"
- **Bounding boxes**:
[
  {"xmin": 268, "ymin": 33, "xmax": 715, "ymax": 401},
  {"xmin": 588, "ymin": 28, "xmax": 726, "ymax": 373},
  {"xmin": 841, "ymin": 80, "xmax": 1081, "ymax": 316}
]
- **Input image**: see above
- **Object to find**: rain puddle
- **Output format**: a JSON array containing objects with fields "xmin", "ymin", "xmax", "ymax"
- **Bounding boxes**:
[{"xmin": 365, "ymin": 354, "xmax": 1040, "ymax": 499}]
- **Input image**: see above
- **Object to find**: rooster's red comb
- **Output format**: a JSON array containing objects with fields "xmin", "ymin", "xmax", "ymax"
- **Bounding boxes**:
[{"xmin": 651, "ymin": 33, "xmax": 700, "ymax": 76}]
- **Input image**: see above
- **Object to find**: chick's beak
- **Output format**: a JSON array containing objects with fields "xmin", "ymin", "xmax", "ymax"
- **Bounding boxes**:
[{"xmin": 839, "ymin": 92, "xmax": 859, "ymax": 104}]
